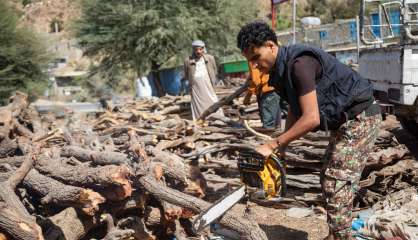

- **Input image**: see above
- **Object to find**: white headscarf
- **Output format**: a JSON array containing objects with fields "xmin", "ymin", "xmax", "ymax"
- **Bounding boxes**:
[{"xmin": 191, "ymin": 40, "xmax": 205, "ymax": 47}]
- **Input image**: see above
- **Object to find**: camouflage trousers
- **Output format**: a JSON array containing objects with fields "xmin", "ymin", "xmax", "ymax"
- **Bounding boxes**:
[{"xmin": 321, "ymin": 112, "xmax": 382, "ymax": 239}]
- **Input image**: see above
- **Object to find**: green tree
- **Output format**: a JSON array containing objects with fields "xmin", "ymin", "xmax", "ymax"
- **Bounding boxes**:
[
  {"xmin": 0, "ymin": 0, "xmax": 49, "ymax": 102},
  {"xmin": 300, "ymin": 0, "xmax": 361, "ymax": 23},
  {"xmin": 74, "ymin": 0, "xmax": 257, "ymax": 93}
]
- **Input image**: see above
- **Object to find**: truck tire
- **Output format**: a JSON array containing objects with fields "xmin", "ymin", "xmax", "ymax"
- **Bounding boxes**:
[{"xmin": 399, "ymin": 117, "xmax": 418, "ymax": 137}]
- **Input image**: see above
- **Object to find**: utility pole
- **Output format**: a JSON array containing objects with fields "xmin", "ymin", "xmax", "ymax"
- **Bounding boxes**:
[
  {"xmin": 292, "ymin": 0, "xmax": 296, "ymax": 44},
  {"xmin": 271, "ymin": 0, "xmax": 276, "ymax": 30}
]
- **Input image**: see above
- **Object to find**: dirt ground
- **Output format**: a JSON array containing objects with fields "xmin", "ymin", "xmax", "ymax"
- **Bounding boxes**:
[{"xmin": 207, "ymin": 115, "xmax": 417, "ymax": 240}]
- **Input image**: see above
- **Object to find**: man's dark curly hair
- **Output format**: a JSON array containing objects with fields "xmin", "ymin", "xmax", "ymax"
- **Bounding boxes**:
[{"xmin": 237, "ymin": 21, "xmax": 278, "ymax": 52}]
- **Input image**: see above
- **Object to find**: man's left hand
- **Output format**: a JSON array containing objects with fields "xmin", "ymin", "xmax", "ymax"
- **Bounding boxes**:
[{"xmin": 255, "ymin": 140, "xmax": 278, "ymax": 158}]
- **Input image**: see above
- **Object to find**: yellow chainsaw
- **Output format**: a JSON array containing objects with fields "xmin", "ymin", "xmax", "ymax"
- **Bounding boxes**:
[
  {"xmin": 192, "ymin": 148, "xmax": 286, "ymax": 233},
  {"xmin": 238, "ymin": 148, "xmax": 286, "ymax": 200}
]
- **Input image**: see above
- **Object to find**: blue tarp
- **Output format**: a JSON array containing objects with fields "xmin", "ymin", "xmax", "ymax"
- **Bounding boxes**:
[{"xmin": 147, "ymin": 67, "xmax": 185, "ymax": 96}]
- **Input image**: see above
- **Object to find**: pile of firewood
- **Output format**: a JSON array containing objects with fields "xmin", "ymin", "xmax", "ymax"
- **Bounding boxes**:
[{"xmin": 0, "ymin": 90, "xmax": 416, "ymax": 240}]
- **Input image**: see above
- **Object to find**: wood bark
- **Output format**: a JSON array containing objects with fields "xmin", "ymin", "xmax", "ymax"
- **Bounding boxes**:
[
  {"xmin": 0, "ymin": 138, "xmax": 17, "ymax": 158},
  {"xmin": 60, "ymin": 146, "xmax": 129, "ymax": 166},
  {"xmin": 0, "ymin": 203, "xmax": 43, "ymax": 240},
  {"xmin": 35, "ymin": 154, "xmax": 132, "ymax": 201},
  {"xmin": 0, "ymin": 154, "xmax": 43, "ymax": 240},
  {"xmin": 22, "ymin": 169, "xmax": 105, "ymax": 215},
  {"xmin": 44, "ymin": 207, "xmax": 98, "ymax": 240}
]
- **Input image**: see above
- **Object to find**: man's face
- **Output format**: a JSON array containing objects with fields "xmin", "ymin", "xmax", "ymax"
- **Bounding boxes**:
[
  {"xmin": 243, "ymin": 41, "xmax": 278, "ymax": 74},
  {"xmin": 193, "ymin": 46, "xmax": 205, "ymax": 58}
]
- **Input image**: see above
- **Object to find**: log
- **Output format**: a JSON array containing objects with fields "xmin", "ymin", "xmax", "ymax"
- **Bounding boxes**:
[
  {"xmin": 12, "ymin": 119, "xmax": 34, "ymax": 140},
  {"xmin": 155, "ymin": 134, "xmax": 200, "ymax": 151},
  {"xmin": 151, "ymin": 148, "xmax": 188, "ymax": 173},
  {"xmin": 36, "ymin": 154, "xmax": 132, "ymax": 201},
  {"xmin": 0, "ymin": 203, "xmax": 43, "ymax": 240},
  {"xmin": 22, "ymin": 169, "xmax": 105, "ymax": 215},
  {"xmin": 1, "ymin": 155, "xmax": 34, "ymax": 218},
  {"xmin": 139, "ymin": 175, "xmax": 268, "ymax": 240},
  {"xmin": 198, "ymin": 82, "xmax": 249, "ymax": 120},
  {"xmin": 0, "ymin": 154, "xmax": 43, "ymax": 240},
  {"xmin": 107, "ymin": 190, "xmax": 147, "ymax": 216},
  {"xmin": 45, "ymin": 207, "xmax": 98, "ymax": 240},
  {"xmin": 150, "ymin": 162, "xmax": 188, "ymax": 187},
  {"xmin": 101, "ymin": 214, "xmax": 135, "ymax": 240},
  {"xmin": 0, "ymin": 156, "xmax": 26, "ymax": 168},
  {"xmin": 0, "ymin": 138, "xmax": 17, "ymax": 158},
  {"xmin": 144, "ymin": 207, "xmax": 162, "ymax": 227},
  {"xmin": 286, "ymin": 174, "xmax": 321, "ymax": 189},
  {"xmin": 117, "ymin": 216, "xmax": 154, "ymax": 240},
  {"xmin": 7, "ymin": 92, "xmax": 28, "ymax": 117},
  {"xmin": 22, "ymin": 106, "xmax": 44, "ymax": 138},
  {"xmin": 60, "ymin": 146, "xmax": 129, "ymax": 166}
]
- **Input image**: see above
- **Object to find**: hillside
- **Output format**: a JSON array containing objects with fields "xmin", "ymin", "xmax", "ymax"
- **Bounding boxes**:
[{"xmin": 18, "ymin": 0, "xmax": 360, "ymax": 35}]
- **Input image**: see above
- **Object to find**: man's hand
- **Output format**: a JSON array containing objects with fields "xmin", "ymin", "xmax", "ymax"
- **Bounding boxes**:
[{"xmin": 255, "ymin": 139, "xmax": 283, "ymax": 157}]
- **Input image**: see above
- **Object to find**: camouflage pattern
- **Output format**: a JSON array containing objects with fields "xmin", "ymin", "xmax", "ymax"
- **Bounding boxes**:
[{"xmin": 321, "ymin": 111, "xmax": 382, "ymax": 239}]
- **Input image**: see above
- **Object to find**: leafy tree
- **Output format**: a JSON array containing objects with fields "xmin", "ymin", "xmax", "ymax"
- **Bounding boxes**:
[
  {"xmin": 74, "ymin": 0, "xmax": 257, "ymax": 93},
  {"xmin": 0, "ymin": 0, "xmax": 49, "ymax": 102},
  {"xmin": 300, "ymin": 0, "xmax": 361, "ymax": 23}
]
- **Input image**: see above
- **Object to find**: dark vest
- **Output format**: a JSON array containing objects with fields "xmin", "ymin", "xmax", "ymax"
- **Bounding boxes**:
[{"xmin": 269, "ymin": 44, "xmax": 374, "ymax": 131}]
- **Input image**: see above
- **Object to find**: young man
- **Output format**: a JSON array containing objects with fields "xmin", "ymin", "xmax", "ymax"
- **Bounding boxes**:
[
  {"xmin": 237, "ymin": 21, "xmax": 382, "ymax": 240},
  {"xmin": 244, "ymin": 63, "xmax": 282, "ymax": 129},
  {"xmin": 183, "ymin": 40, "xmax": 223, "ymax": 120}
]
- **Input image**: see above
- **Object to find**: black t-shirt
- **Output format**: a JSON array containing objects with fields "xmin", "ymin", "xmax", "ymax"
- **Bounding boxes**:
[{"xmin": 290, "ymin": 55, "xmax": 322, "ymax": 96}]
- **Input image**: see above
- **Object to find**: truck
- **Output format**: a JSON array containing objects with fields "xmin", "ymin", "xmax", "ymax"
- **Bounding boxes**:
[{"xmin": 359, "ymin": 0, "xmax": 418, "ymax": 136}]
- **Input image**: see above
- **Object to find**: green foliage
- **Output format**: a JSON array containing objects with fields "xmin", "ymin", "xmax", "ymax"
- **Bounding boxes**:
[
  {"xmin": 74, "ymin": 0, "xmax": 257, "ymax": 83},
  {"xmin": 0, "ymin": 0, "xmax": 49, "ymax": 102},
  {"xmin": 300, "ymin": 0, "xmax": 361, "ymax": 23},
  {"xmin": 275, "ymin": 14, "xmax": 291, "ymax": 31},
  {"xmin": 22, "ymin": 0, "xmax": 31, "ymax": 6}
]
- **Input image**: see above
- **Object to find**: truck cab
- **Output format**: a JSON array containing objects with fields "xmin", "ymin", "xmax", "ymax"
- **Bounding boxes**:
[{"xmin": 359, "ymin": 0, "xmax": 418, "ymax": 136}]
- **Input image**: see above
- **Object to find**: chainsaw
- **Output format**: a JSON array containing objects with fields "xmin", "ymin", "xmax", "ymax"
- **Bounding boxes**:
[{"xmin": 192, "ymin": 147, "xmax": 286, "ymax": 233}]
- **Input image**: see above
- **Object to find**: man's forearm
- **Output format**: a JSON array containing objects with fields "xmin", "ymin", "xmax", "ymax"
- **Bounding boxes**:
[
  {"xmin": 277, "ymin": 116, "xmax": 317, "ymax": 148},
  {"xmin": 284, "ymin": 108, "xmax": 296, "ymax": 132}
]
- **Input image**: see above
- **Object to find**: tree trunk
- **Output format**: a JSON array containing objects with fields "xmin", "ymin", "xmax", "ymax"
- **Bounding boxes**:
[
  {"xmin": 22, "ymin": 169, "xmax": 105, "ymax": 215},
  {"xmin": 35, "ymin": 154, "xmax": 132, "ymax": 201},
  {"xmin": 0, "ymin": 203, "xmax": 43, "ymax": 240},
  {"xmin": 139, "ymin": 175, "xmax": 267, "ymax": 240}
]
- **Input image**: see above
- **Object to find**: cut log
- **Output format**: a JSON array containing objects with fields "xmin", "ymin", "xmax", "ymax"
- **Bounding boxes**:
[
  {"xmin": 45, "ymin": 207, "xmax": 98, "ymax": 240},
  {"xmin": 36, "ymin": 154, "xmax": 132, "ymax": 201},
  {"xmin": 0, "ymin": 203, "xmax": 43, "ymax": 240},
  {"xmin": 139, "ymin": 175, "xmax": 268, "ymax": 240},
  {"xmin": 22, "ymin": 169, "xmax": 105, "ymax": 215},
  {"xmin": 1, "ymin": 154, "xmax": 34, "ymax": 218},
  {"xmin": 0, "ymin": 154, "xmax": 42, "ymax": 240}
]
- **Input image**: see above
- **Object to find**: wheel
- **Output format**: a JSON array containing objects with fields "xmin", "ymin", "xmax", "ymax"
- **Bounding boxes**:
[{"xmin": 398, "ymin": 117, "xmax": 418, "ymax": 137}]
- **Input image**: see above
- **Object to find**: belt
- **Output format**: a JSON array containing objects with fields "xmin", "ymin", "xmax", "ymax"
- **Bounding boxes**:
[
  {"xmin": 363, "ymin": 103, "xmax": 381, "ymax": 117},
  {"xmin": 346, "ymin": 98, "xmax": 380, "ymax": 120}
]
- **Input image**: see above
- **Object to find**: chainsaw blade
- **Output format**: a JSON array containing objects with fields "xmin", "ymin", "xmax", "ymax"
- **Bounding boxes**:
[{"xmin": 192, "ymin": 185, "xmax": 246, "ymax": 233}]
